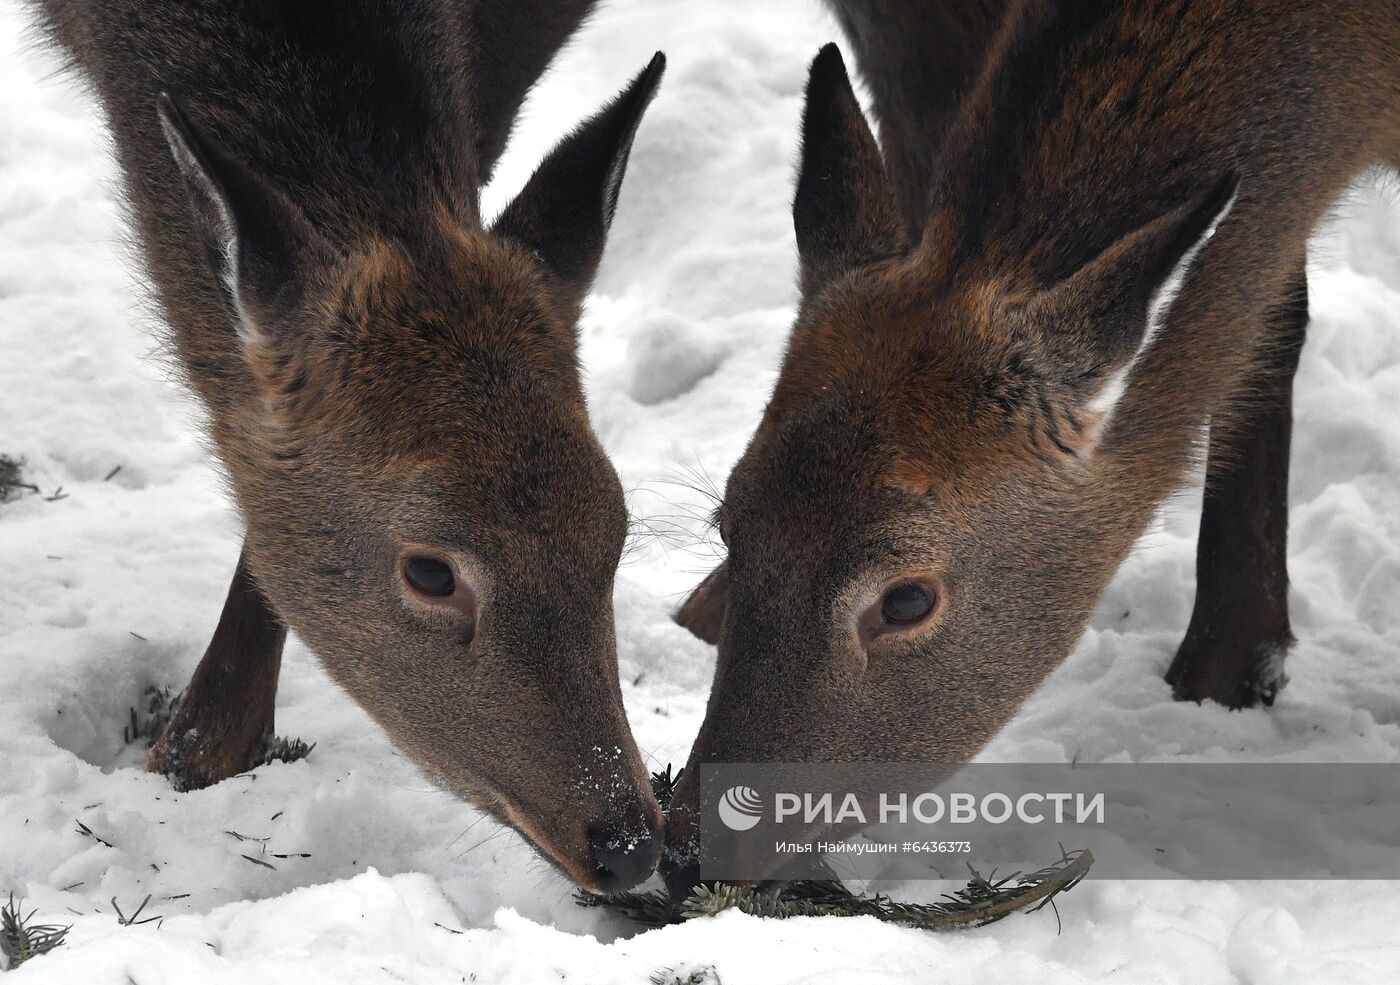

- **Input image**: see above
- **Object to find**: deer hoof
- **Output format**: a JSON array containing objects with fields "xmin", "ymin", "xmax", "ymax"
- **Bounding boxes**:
[
  {"xmin": 146, "ymin": 706, "xmax": 272, "ymax": 792},
  {"xmin": 1166, "ymin": 637, "xmax": 1290, "ymax": 710}
]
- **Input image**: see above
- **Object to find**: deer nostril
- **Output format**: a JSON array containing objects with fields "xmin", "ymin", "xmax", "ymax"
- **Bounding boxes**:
[{"xmin": 587, "ymin": 823, "xmax": 661, "ymax": 893}]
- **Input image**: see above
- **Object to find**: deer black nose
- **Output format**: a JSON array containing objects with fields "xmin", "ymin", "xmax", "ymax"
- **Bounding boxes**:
[{"xmin": 588, "ymin": 822, "xmax": 660, "ymax": 892}]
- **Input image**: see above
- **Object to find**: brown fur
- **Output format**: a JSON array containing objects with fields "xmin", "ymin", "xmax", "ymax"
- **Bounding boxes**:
[
  {"xmin": 664, "ymin": 0, "xmax": 1400, "ymax": 894},
  {"xmin": 29, "ymin": 0, "xmax": 667, "ymax": 892},
  {"xmin": 824, "ymin": 0, "xmax": 1005, "ymax": 236}
]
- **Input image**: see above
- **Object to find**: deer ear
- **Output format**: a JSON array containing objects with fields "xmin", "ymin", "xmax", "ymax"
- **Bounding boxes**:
[
  {"xmin": 674, "ymin": 562, "xmax": 728, "ymax": 646},
  {"xmin": 1029, "ymin": 172, "xmax": 1239, "ymax": 445},
  {"xmin": 491, "ymin": 53, "xmax": 666, "ymax": 311},
  {"xmin": 793, "ymin": 44, "xmax": 906, "ymax": 297},
  {"xmin": 157, "ymin": 94, "xmax": 320, "ymax": 345}
]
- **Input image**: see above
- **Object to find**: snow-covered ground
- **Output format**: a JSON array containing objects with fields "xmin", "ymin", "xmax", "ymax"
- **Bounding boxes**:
[{"xmin": 3, "ymin": 0, "xmax": 1399, "ymax": 981}]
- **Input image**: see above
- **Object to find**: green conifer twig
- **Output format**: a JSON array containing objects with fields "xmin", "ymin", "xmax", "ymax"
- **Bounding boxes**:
[
  {"xmin": 2, "ymin": 895, "xmax": 70, "ymax": 969},
  {"xmin": 575, "ymin": 765, "xmax": 1094, "ymax": 931}
]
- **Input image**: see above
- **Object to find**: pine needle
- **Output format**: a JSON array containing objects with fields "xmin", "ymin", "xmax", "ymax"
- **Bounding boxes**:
[
  {"xmin": 256, "ymin": 736, "xmax": 315, "ymax": 767},
  {"xmin": 74, "ymin": 820, "xmax": 114, "ymax": 849},
  {"xmin": 123, "ymin": 686, "xmax": 179, "ymax": 745},
  {"xmin": 111, "ymin": 894, "xmax": 160, "ymax": 927},
  {"xmin": 1, "ymin": 895, "xmax": 70, "ymax": 969}
]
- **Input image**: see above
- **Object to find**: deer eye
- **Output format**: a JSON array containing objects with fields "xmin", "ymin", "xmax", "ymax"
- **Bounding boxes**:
[
  {"xmin": 880, "ymin": 581, "xmax": 935, "ymax": 626},
  {"xmin": 403, "ymin": 556, "xmax": 455, "ymax": 597}
]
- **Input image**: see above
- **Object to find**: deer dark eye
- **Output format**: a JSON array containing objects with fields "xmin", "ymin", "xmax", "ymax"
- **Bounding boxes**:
[
  {"xmin": 403, "ymin": 556, "xmax": 455, "ymax": 597},
  {"xmin": 881, "ymin": 582, "xmax": 935, "ymax": 625}
]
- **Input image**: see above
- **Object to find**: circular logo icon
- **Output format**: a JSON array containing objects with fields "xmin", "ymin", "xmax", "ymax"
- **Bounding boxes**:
[{"xmin": 717, "ymin": 785, "xmax": 764, "ymax": 831}]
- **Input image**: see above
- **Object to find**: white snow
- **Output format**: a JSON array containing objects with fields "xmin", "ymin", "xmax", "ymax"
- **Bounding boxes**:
[{"xmin": 2, "ymin": 0, "xmax": 1398, "ymax": 981}]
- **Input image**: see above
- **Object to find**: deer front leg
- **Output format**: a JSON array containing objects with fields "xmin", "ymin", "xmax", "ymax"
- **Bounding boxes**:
[
  {"xmin": 1166, "ymin": 266, "xmax": 1307, "ymax": 709},
  {"xmin": 148, "ymin": 543, "xmax": 286, "ymax": 790}
]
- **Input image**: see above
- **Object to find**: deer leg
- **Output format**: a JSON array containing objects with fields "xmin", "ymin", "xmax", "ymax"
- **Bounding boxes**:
[
  {"xmin": 1166, "ymin": 265, "xmax": 1308, "ymax": 709},
  {"xmin": 148, "ymin": 542, "xmax": 286, "ymax": 789}
]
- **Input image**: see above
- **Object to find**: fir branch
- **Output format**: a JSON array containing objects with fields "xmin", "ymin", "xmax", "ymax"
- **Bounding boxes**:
[
  {"xmin": 574, "ymin": 764, "xmax": 1094, "ymax": 932},
  {"xmin": 650, "ymin": 764, "xmax": 683, "ymax": 812},
  {"xmin": 672, "ymin": 849, "xmax": 1094, "ymax": 930},
  {"xmin": 651, "ymin": 966, "xmax": 721, "ymax": 985},
  {"xmin": 1, "ymin": 895, "xmax": 70, "ymax": 969},
  {"xmin": 123, "ymin": 686, "xmax": 179, "ymax": 746},
  {"xmin": 574, "ymin": 887, "xmax": 675, "ymax": 929},
  {"xmin": 0, "ymin": 455, "xmax": 39, "ymax": 505}
]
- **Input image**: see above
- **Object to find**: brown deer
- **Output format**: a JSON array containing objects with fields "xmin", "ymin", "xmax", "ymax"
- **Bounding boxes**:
[
  {"xmin": 664, "ymin": 0, "xmax": 1400, "ymax": 895},
  {"xmin": 30, "ymin": 0, "xmax": 667, "ymax": 892}
]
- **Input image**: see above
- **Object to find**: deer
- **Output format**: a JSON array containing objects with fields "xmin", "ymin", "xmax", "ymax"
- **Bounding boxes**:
[
  {"xmin": 30, "ymin": 0, "xmax": 668, "ymax": 892},
  {"xmin": 663, "ymin": 0, "xmax": 1400, "ymax": 896}
]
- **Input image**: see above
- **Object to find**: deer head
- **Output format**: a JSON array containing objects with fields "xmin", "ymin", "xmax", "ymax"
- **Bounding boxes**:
[
  {"xmin": 662, "ymin": 45, "xmax": 1237, "ymax": 892},
  {"xmin": 159, "ymin": 56, "xmax": 668, "ymax": 892}
]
